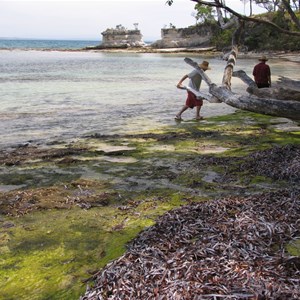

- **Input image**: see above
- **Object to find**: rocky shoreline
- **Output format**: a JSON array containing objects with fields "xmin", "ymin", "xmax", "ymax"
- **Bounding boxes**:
[
  {"xmin": 83, "ymin": 45, "xmax": 300, "ymax": 63},
  {"xmin": 0, "ymin": 111, "xmax": 299, "ymax": 299},
  {"xmin": 2, "ymin": 45, "xmax": 299, "ymax": 63}
]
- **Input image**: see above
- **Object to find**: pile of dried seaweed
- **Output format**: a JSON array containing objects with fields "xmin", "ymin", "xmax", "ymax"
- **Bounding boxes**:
[
  {"xmin": 81, "ymin": 188, "xmax": 300, "ymax": 300},
  {"xmin": 238, "ymin": 145, "xmax": 300, "ymax": 183}
]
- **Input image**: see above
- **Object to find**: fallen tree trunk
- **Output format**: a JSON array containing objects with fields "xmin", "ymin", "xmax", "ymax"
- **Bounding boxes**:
[
  {"xmin": 183, "ymin": 7, "xmax": 300, "ymax": 121},
  {"xmin": 277, "ymin": 76, "xmax": 300, "ymax": 90},
  {"xmin": 184, "ymin": 57, "xmax": 300, "ymax": 120},
  {"xmin": 233, "ymin": 70, "xmax": 300, "ymax": 101}
]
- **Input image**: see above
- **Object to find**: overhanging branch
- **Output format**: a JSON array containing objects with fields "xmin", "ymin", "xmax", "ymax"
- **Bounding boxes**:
[{"xmin": 191, "ymin": 0, "xmax": 300, "ymax": 37}]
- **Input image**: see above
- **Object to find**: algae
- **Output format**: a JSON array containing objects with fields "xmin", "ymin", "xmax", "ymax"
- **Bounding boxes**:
[{"xmin": 0, "ymin": 111, "xmax": 299, "ymax": 299}]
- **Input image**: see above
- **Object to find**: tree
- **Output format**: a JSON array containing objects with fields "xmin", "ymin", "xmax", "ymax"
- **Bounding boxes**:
[
  {"xmin": 167, "ymin": 0, "xmax": 300, "ymax": 37},
  {"xmin": 255, "ymin": 0, "xmax": 281, "ymax": 12},
  {"xmin": 281, "ymin": 0, "xmax": 300, "ymax": 29},
  {"xmin": 194, "ymin": 3, "xmax": 215, "ymax": 23},
  {"xmin": 241, "ymin": 0, "xmax": 253, "ymax": 16},
  {"xmin": 183, "ymin": 54, "xmax": 300, "ymax": 120},
  {"xmin": 166, "ymin": 0, "xmax": 300, "ymax": 120}
]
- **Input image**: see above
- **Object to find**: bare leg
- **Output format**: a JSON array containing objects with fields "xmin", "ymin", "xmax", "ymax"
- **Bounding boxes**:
[
  {"xmin": 175, "ymin": 105, "xmax": 189, "ymax": 120},
  {"xmin": 195, "ymin": 105, "xmax": 203, "ymax": 120}
]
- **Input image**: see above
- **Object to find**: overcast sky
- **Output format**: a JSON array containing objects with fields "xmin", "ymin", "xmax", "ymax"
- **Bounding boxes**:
[{"xmin": 0, "ymin": 0, "xmax": 265, "ymax": 41}]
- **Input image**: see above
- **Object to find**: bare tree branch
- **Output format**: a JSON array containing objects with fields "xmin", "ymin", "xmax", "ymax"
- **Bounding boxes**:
[
  {"xmin": 184, "ymin": 57, "xmax": 300, "ymax": 120},
  {"xmin": 282, "ymin": 0, "xmax": 300, "ymax": 30},
  {"xmin": 191, "ymin": 0, "xmax": 300, "ymax": 37},
  {"xmin": 216, "ymin": 6, "xmax": 239, "ymax": 29}
]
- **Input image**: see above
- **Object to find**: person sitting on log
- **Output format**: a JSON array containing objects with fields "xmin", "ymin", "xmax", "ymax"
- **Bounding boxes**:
[{"xmin": 252, "ymin": 55, "xmax": 271, "ymax": 88}]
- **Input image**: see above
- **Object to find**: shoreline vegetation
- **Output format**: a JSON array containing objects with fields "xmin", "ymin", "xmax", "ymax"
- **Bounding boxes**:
[{"xmin": 0, "ymin": 111, "xmax": 299, "ymax": 299}]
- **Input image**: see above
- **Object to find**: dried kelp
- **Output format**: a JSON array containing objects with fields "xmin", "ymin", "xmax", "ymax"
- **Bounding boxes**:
[
  {"xmin": 81, "ymin": 188, "xmax": 300, "ymax": 300},
  {"xmin": 238, "ymin": 145, "xmax": 300, "ymax": 183}
]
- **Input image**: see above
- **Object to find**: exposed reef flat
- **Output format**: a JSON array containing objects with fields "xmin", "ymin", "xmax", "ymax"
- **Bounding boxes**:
[{"xmin": 0, "ymin": 112, "xmax": 299, "ymax": 299}]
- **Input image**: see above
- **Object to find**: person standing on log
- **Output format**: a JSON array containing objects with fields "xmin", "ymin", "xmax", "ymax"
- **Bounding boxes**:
[
  {"xmin": 252, "ymin": 55, "xmax": 271, "ymax": 88},
  {"xmin": 175, "ymin": 60, "xmax": 210, "ymax": 121}
]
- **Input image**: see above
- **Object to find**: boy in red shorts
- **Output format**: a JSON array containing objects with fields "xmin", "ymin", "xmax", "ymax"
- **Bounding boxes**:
[{"xmin": 175, "ymin": 60, "xmax": 210, "ymax": 120}]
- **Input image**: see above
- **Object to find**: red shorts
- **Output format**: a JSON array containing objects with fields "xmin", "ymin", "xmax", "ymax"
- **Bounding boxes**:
[{"xmin": 186, "ymin": 91, "xmax": 203, "ymax": 108}]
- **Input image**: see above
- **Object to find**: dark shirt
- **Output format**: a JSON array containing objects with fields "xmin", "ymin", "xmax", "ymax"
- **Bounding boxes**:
[{"xmin": 253, "ymin": 62, "xmax": 271, "ymax": 88}]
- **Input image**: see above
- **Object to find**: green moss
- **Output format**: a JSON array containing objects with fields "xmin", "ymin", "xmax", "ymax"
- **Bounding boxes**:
[
  {"xmin": 0, "ymin": 193, "xmax": 182, "ymax": 300},
  {"xmin": 0, "ymin": 168, "xmax": 81, "ymax": 188},
  {"xmin": 250, "ymin": 175, "xmax": 272, "ymax": 184},
  {"xmin": 286, "ymin": 239, "xmax": 300, "ymax": 256},
  {"xmin": 0, "ymin": 212, "xmax": 121, "ymax": 297},
  {"xmin": 0, "ymin": 111, "xmax": 299, "ymax": 299}
]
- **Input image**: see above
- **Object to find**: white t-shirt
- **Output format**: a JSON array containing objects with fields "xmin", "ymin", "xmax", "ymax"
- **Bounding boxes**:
[{"xmin": 188, "ymin": 70, "xmax": 202, "ymax": 91}]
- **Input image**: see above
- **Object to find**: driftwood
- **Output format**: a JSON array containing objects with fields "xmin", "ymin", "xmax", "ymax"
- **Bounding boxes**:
[
  {"xmin": 183, "ymin": 6, "xmax": 300, "ymax": 121},
  {"xmin": 184, "ymin": 57, "xmax": 300, "ymax": 120},
  {"xmin": 233, "ymin": 71, "xmax": 300, "ymax": 101},
  {"xmin": 277, "ymin": 76, "xmax": 300, "ymax": 91}
]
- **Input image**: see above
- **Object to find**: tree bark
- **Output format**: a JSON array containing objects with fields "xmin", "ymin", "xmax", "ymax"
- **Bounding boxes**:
[
  {"xmin": 191, "ymin": 0, "xmax": 300, "ymax": 37},
  {"xmin": 282, "ymin": 0, "xmax": 300, "ymax": 30},
  {"xmin": 183, "ymin": 1, "xmax": 300, "ymax": 120},
  {"xmin": 233, "ymin": 71, "xmax": 300, "ymax": 101},
  {"xmin": 184, "ymin": 58, "xmax": 300, "ymax": 120}
]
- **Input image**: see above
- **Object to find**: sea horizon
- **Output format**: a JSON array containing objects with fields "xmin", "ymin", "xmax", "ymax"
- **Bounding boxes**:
[
  {"xmin": 0, "ymin": 38, "xmax": 155, "ymax": 50},
  {"xmin": 0, "ymin": 37, "xmax": 99, "ymax": 40},
  {"xmin": 0, "ymin": 38, "xmax": 101, "ymax": 50}
]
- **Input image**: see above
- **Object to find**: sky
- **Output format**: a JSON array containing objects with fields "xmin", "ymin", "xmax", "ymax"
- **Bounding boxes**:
[{"xmin": 0, "ymin": 0, "xmax": 265, "ymax": 41}]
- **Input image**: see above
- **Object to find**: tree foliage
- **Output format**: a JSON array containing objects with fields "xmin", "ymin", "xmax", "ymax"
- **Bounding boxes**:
[
  {"xmin": 194, "ymin": 3, "xmax": 215, "ymax": 23},
  {"xmin": 167, "ymin": 0, "xmax": 300, "ymax": 120},
  {"xmin": 167, "ymin": 0, "xmax": 300, "ymax": 37},
  {"xmin": 244, "ymin": 13, "xmax": 300, "ymax": 50}
]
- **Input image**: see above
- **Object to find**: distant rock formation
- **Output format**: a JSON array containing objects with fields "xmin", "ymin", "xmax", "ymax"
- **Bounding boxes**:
[
  {"xmin": 100, "ymin": 24, "xmax": 146, "ymax": 48},
  {"xmin": 84, "ymin": 23, "xmax": 215, "ymax": 51},
  {"xmin": 151, "ymin": 25, "xmax": 214, "ymax": 48}
]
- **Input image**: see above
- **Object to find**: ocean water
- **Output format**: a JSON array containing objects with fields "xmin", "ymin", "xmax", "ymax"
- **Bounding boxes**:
[
  {"xmin": 0, "ymin": 40, "xmax": 299, "ymax": 149},
  {"xmin": 0, "ymin": 39, "xmax": 100, "ymax": 50}
]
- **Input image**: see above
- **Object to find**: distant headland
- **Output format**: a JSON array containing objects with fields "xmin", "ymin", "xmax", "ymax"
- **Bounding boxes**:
[
  {"xmin": 82, "ymin": 23, "xmax": 300, "ymax": 60},
  {"xmin": 84, "ymin": 23, "xmax": 215, "ymax": 52}
]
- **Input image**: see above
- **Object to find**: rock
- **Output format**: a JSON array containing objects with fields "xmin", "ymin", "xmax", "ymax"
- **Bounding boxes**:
[
  {"xmin": 100, "ymin": 25, "xmax": 146, "ymax": 48},
  {"xmin": 151, "ymin": 25, "xmax": 214, "ymax": 49}
]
